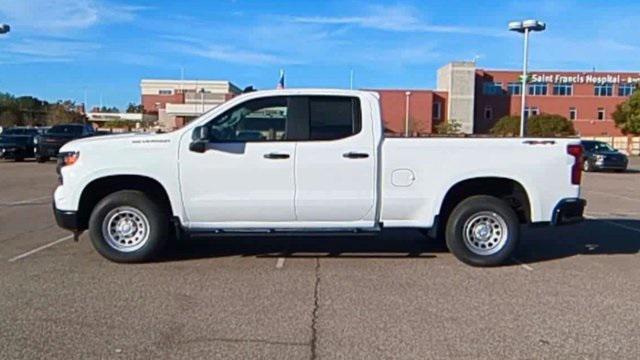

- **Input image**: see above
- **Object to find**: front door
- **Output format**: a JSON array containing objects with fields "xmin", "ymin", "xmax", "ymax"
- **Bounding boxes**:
[
  {"xmin": 179, "ymin": 96, "xmax": 296, "ymax": 228},
  {"xmin": 294, "ymin": 95, "xmax": 376, "ymax": 227}
]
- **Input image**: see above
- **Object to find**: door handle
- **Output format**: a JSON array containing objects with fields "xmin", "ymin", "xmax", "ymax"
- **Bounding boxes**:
[
  {"xmin": 264, "ymin": 152, "xmax": 290, "ymax": 159},
  {"xmin": 342, "ymin": 152, "xmax": 369, "ymax": 159}
]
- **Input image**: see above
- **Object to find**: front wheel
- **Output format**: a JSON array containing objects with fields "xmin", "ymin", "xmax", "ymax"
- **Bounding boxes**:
[
  {"xmin": 88, "ymin": 190, "xmax": 169, "ymax": 262},
  {"xmin": 36, "ymin": 156, "xmax": 49, "ymax": 163},
  {"xmin": 445, "ymin": 195, "xmax": 520, "ymax": 267}
]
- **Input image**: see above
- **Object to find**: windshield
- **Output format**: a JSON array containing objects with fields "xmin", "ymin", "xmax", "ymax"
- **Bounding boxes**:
[
  {"xmin": 583, "ymin": 141, "xmax": 616, "ymax": 152},
  {"xmin": 48, "ymin": 125, "xmax": 83, "ymax": 135}
]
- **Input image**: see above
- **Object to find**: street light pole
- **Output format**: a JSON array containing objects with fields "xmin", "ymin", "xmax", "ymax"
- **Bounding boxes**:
[
  {"xmin": 405, "ymin": 91, "xmax": 411, "ymax": 137},
  {"xmin": 519, "ymin": 28, "xmax": 529, "ymax": 138},
  {"xmin": 509, "ymin": 19, "xmax": 545, "ymax": 137}
]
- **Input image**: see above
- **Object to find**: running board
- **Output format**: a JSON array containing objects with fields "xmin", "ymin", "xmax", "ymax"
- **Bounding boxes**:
[{"xmin": 187, "ymin": 226, "xmax": 382, "ymax": 238}]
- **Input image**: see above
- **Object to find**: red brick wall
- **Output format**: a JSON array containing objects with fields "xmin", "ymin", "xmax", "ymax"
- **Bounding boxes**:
[
  {"xmin": 141, "ymin": 93, "xmax": 184, "ymax": 114},
  {"xmin": 474, "ymin": 69, "xmax": 636, "ymax": 136},
  {"xmin": 374, "ymin": 90, "xmax": 440, "ymax": 135}
]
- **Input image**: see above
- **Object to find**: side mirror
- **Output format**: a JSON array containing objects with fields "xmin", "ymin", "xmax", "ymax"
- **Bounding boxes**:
[{"xmin": 189, "ymin": 126, "xmax": 208, "ymax": 153}]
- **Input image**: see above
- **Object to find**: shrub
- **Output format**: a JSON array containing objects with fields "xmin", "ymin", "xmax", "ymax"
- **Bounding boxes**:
[{"xmin": 491, "ymin": 114, "xmax": 576, "ymax": 137}]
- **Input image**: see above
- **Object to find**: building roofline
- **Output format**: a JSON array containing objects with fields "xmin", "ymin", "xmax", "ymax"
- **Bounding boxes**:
[{"xmin": 477, "ymin": 68, "xmax": 640, "ymax": 74}]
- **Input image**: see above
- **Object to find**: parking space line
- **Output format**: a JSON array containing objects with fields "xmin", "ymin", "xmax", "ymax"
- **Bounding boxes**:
[
  {"xmin": 585, "ymin": 214, "xmax": 640, "ymax": 234},
  {"xmin": 8, "ymin": 234, "xmax": 73, "ymax": 262},
  {"xmin": 275, "ymin": 257, "xmax": 285, "ymax": 269},
  {"xmin": 511, "ymin": 257, "xmax": 533, "ymax": 271},
  {"xmin": 0, "ymin": 195, "xmax": 51, "ymax": 206}
]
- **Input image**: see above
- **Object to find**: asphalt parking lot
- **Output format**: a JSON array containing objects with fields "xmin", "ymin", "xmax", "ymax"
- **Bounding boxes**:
[{"xmin": 1, "ymin": 158, "xmax": 639, "ymax": 359}]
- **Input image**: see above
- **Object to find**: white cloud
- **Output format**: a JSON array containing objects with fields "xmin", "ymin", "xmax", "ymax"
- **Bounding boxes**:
[
  {"xmin": 0, "ymin": 0, "xmax": 146, "ymax": 32},
  {"xmin": 292, "ymin": 5, "xmax": 504, "ymax": 37},
  {"xmin": 0, "ymin": 38, "xmax": 100, "ymax": 63}
]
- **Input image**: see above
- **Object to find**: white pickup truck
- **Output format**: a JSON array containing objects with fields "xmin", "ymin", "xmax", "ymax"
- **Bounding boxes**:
[{"xmin": 53, "ymin": 89, "xmax": 586, "ymax": 266}]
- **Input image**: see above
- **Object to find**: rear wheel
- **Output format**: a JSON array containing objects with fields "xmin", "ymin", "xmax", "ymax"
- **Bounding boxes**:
[
  {"xmin": 445, "ymin": 195, "xmax": 520, "ymax": 267},
  {"xmin": 36, "ymin": 156, "xmax": 49, "ymax": 163},
  {"xmin": 14, "ymin": 157, "xmax": 24, "ymax": 162},
  {"xmin": 88, "ymin": 190, "xmax": 169, "ymax": 262}
]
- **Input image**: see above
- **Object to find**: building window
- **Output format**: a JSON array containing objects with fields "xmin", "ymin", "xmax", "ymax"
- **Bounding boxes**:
[
  {"xmin": 524, "ymin": 106, "xmax": 539, "ymax": 119},
  {"xmin": 484, "ymin": 106, "xmax": 493, "ymax": 120},
  {"xmin": 597, "ymin": 108, "xmax": 606, "ymax": 121},
  {"xmin": 158, "ymin": 89, "xmax": 173, "ymax": 95},
  {"xmin": 432, "ymin": 102, "xmax": 442, "ymax": 120},
  {"xmin": 528, "ymin": 83, "xmax": 547, "ymax": 96},
  {"xmin": 569, "ymin": 107, "xmax": 577, "ymax": 120},
  {"xmin": 507, "ymin": 82, "xmax": 521, "ymax": 95},
  {"xmin": 619, "ymin": 83, "xmax": 636, "ymax": 96},
  {"xmin": 594, "ymin": 83, "xmax": 613, "ymax": 96},
  {"xmin": 553, "ymin": 84, "xmax": 573, "ymax": 96},
  {"xmin": 482, "ymin": 82, "xmax": 503, "ymax": 95}
]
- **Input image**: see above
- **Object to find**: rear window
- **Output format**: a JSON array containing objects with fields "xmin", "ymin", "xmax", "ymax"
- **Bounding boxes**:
[{"xmin": 308, "ymin": 96, "xmax": 361, "ymax": 141}]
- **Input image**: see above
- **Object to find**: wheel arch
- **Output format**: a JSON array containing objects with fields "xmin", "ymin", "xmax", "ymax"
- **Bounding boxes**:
[
  {"xmin": 77, "ymin": 175, "xmax": 174, "ymax": 230},
  {"xmin": 436, "ymin": 177, "xmax": 532, "ymax": 231}
]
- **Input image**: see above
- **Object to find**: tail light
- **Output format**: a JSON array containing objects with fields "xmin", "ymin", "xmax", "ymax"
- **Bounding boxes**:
[{"xmin": 567, "ymin": 144, "xmax": 583, "ymax": 185}]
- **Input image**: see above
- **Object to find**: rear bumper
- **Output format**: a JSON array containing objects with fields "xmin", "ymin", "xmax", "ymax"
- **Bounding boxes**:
[
  {"xmin": 551, "ymin": 198, "xmax": 586, "ymax": 226},
  {"xmin": 52, "ymin": 200, "xmax": 81, "ymax": 231}
]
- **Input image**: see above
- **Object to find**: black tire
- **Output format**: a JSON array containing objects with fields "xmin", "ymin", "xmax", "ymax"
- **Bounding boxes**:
[
  {"xmin": 14, "ymin": 157, "xmax": 24, "ymax": 162},
  {"xmin": 445, "ymin": 195, "xmax": 520, "ymax": 267},
  {"xmin": 88, "ymin": 190, "xmax": 169, "ymax": 263},
  {"xmin": 614, "ymin": 169, "xmax": 625, "ymax": 173},
  {"xmin": 36, "ymin": 156, "xmax": 49, "ymax": 163},
  {"xmin": 583, "ymin": 160, "xmax": 592, "ymax": 172}
]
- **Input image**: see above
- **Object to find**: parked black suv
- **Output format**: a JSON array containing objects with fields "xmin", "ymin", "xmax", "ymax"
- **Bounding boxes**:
[
  {"xmin": 0, "ymin": 127, "xmax": 40, "ymax": 161},
  {"xmin": 581, "ymin": 140, "xmax": 628, "ymax": 172},
  {"xmin": 36, "ymin": 124, "xmax": 95, "ymax": 162}
]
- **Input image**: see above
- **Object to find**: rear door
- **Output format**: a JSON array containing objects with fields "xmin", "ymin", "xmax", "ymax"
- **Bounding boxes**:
[{"xmin": 294, "ymin": 95, "xmax": 376, "ymax": 227}]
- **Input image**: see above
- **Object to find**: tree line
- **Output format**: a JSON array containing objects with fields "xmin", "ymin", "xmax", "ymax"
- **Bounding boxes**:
[{"xmin": 0, "ymin": 92, "xmax": 144, "ymax": 128}]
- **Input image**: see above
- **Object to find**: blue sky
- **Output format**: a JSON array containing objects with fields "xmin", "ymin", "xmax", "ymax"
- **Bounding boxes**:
[{"xmin": 1, "ymin": 0, "xmax": 639, "ymax": 109}]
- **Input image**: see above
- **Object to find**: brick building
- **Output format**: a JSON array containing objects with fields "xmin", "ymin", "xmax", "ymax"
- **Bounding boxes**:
[
  {"xmin": 377, "ymin": 61, "xmax": 639, "ymax": 136},
  {"xmin": 140, "ymin": 79, "xmax": 241, "ymax": 130}
]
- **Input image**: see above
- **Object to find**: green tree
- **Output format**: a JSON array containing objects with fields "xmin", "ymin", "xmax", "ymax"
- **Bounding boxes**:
[
  {"xmin": 612, "ymin": 89, "xmax": 640, "ymax": 135},
  {"xmin": 491, "ymin": 114, "xmax": 576, "ymax": 137},
  {"xmin": 99, "ymin": 106, "xmax": 121, "ymax": 113},
  {"xmin": 126, "ymin": 103, "xmax": 144, "ymax": 113},
  {"xmin": 434, "ymin": 119, "xmax": 462, "ymax": 135}
]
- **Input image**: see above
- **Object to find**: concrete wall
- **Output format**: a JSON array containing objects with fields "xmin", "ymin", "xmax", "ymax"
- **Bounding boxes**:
[{"xmin": 437, "ymin": 61, "xmax": 476, "ymax": 134}]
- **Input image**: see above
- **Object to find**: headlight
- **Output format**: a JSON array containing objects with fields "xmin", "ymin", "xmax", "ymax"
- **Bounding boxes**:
[
  {"xmin": 59, "ymin": 151, "xmax": 80, "ymax": 167},
  {"xmin": 33, "ymin": 137, "xmax": 39, "ymax": 145},
  {"xmin": 595, "ymin": 154, "xmax": 605, "ymax": 161}
]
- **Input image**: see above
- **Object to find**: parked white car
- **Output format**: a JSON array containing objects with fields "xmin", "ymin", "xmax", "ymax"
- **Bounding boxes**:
[{"xmin": 53, "ymin": 89, "xmax": 586, "ymax": 266}]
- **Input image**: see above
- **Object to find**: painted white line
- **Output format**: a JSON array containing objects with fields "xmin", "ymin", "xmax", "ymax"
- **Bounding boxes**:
[
  {"xmin": 585, "ymin": 214, "xmax": 640, "ymax": 234},
  {"xmin": 511, "ymin": 257, "xmax": 533, "ymax": 271},
  {"xmin": 1, "ymin": 195, "xmax": 51, "ymax": 206},
  {"xmin": 8, "ymin": 235, "xmax": 73, "ymax": 262},
  {"xmin": 583, "ymin": 190, "xmax": 640, "ymax": 203},
  {"xmin": 275, "ymin": 257, "xmax": 285, "ymax": 269}
]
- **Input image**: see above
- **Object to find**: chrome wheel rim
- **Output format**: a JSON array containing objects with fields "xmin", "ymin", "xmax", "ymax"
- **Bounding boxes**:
[
  {"xmin": 462, "ymin": 211, "xmax": 508, "ymax": 256},
  {"xmin": 102, "ymin": 206, "xmax": 150, "ymax": 252}
]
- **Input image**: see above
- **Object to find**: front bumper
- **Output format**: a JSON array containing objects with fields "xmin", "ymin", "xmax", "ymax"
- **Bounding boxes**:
[
  {"xmin": 551, "ymin": 198, "xmax": 586, "ymax": 226},
  {"xmin": 53, "ymin": 200, "xmax": 81, "ymax": 231},
  {"xmin": 38, "ymin": 144, "xmax": 63, "ymax": 157},
  {"xmin": 0, "ymin": 146, "xmax": 33, "ymax": 159}
]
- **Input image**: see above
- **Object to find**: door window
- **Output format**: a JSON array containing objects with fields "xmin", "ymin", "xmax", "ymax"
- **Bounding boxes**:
[
  {"xmin": 207, "ymin": 97, "xmax": 288, "ymax": 142},
  {"xmin": 308, "ymin": 96, "xmax": 361, "ymax": 140}
]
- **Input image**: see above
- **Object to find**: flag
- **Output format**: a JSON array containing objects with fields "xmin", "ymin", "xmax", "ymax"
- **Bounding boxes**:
[{"xmin": 276, "ymin": 69, "xmax": 285, "ymax": 89}]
